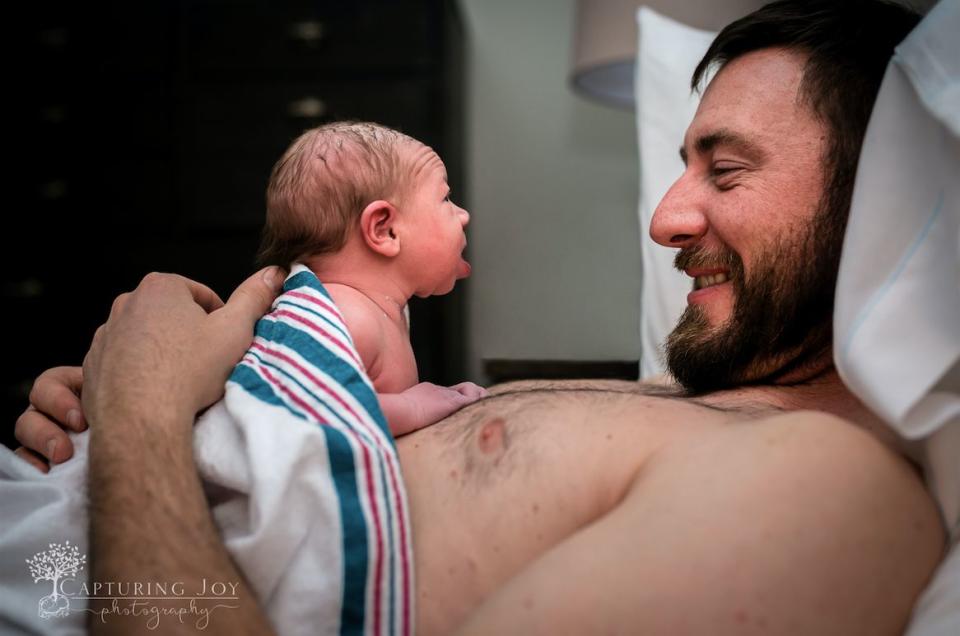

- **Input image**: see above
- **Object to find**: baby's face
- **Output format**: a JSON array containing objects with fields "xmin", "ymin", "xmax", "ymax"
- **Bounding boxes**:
[{"xmin": 397, "ymin": 142, "xmax": 471, "ymax": 297}]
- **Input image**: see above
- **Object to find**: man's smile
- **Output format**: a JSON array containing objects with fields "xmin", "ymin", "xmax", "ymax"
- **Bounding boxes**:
[
  {"xmin": 693, "ymin": 272, "xmax": 730, "ymax": 290},
  {"xmin": 684, "ymin": 267, "xmax": 732, "ymax": 291}
]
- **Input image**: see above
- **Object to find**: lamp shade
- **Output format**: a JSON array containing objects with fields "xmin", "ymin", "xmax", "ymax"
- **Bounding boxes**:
[{"xmin": 570, "ymin": 0, "xmax": 767, "ymax": 109}]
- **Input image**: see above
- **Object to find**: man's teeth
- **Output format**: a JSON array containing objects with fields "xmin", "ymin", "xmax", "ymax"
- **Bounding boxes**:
[{"xmin": 694, "ymin": 272, "xmax": 729, "ymax": 290}]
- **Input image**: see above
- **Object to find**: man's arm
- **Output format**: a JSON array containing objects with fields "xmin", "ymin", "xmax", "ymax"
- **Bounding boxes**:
[
  {"xmin": 82, "ymin": 269, "xmax": 282, "ymax": 635},
  {"xmin": 456, "ymin": 411, "xmax": 944, "ymax": 635}
]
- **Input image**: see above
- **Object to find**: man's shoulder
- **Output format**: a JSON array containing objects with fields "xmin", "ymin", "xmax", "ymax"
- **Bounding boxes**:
[
  {"xmin": 703, "ymin": 408, "xmax": 892, "ymax": 458},
  {"xmin": 655, "ymin": 409, "xmax": 935, "ymax": 515},
  {"xmin": 627, "ymin": 409, "xmax": 945, "ymax": 632}
]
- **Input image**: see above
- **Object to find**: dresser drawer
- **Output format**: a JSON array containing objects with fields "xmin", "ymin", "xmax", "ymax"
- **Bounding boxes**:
[
  {"xmin": 177, "ymin": 75, "xmax": 442, "ymax": 229},
  {"xmin": 179, "ymin": 0, "xmax": 441, "ymax": 77}
]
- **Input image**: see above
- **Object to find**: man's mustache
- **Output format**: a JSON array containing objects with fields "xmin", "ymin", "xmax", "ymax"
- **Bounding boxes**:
[{"xmin": 673, "ymin": 244, "xmax": 741, "ymax": 273}]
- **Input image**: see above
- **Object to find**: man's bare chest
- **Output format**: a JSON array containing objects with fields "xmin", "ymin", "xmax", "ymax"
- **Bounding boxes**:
[{"xmin": 399, "ymin": 387, "xmax": 753, "ymax": 633}]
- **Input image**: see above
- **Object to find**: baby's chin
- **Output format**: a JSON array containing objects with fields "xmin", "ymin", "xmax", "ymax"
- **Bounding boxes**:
[{"xmin": 416, "ymin": 261, "xmax": 471, "ymax": 298}]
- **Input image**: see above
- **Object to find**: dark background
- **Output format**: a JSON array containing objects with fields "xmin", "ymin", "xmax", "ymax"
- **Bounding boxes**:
[{"xmin": 3, "ymin": 0, "xmax": 465, "ymax": 450}]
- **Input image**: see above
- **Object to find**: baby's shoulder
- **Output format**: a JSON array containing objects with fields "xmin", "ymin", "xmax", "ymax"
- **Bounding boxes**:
[
  {"xmin": 322, "ymin": 283, "xmax": 385, "ymax": 332},
  {"xmin": 321, "ymin": 283, "xmax": 388, "ymax": 373},
  {"xmin": 323, "ymin": 282, "xmax": 368, "ymax": 307}
]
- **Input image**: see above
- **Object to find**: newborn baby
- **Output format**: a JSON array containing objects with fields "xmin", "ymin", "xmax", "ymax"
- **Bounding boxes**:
[{"xmin": 259, "ymin": 121, "xmax": 486, "ymax": 434}]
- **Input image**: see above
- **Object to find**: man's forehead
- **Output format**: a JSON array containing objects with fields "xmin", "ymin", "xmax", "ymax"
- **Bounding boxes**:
[
  {"xmin": 699, "ymin": 47, "xmax": 807, "ymax": 106},
  {"xmin": 682, "ymin": 47, "xmax": 813, "ymax": 155}
]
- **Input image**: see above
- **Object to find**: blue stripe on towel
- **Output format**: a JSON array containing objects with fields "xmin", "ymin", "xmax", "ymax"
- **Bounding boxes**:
[{"xmin": 323, "ymin": 426, "xmax": 368, "ymax": 635}]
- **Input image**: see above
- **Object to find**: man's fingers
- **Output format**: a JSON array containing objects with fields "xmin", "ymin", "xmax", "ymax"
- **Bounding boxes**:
[
  {"xmin": 181, "ymin": 277, "xmax": 226, "ymax": 314},
  {"xmin": 136, "ymin": 272, "xmax": 225, "ymax": 314},
  {"xmin": 28, "ymin": 366, "xmax": 86, "ymax": 431},
  {"xmin": 14, "ymin": 408, "xmax": 75, "ymax": 463},
  {"xmin": 14, "ymin": 447, "xmax": 50, "ymax": 473},
  {"xmin": 109, "ymin": 292, "xmax": 131, "ymax": 319},
  {"xmin": 222, "ymin": 267, "xmax": 285, "ymax": 323}
]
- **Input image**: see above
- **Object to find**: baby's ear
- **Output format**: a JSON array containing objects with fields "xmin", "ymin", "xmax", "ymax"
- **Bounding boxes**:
[{"xmin": 359, "ymin": 200, "xmax": 400, "ymax": 257}]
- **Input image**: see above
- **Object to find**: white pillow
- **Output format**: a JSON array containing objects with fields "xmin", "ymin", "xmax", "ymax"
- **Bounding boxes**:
[
  {"xmin": 634, "ymin": 7, "xmax": 715, "ymax": 378},
  {"xmin": 834, "ymin": 0, "xmax": 960, "ymax": 523},
  {"xmin": 831, "ymin": 1, "xmax": 960, "ymax": 633},
  {"xmin": 835, "ymin": 0, "xmax": 960, "ymax": 443}
]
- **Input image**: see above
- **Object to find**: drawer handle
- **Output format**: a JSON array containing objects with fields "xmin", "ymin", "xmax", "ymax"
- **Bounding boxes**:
[
  {"xmin": 42, "ymin": 106, "xmax": 67, "ymax": 124},
  {"xmin": 39, "ymin": 28, "xmax": 68, "ymax": 49},
  {"xmin": 289, "ymin": 21, "xmax": 325, "ymax": 47},
  {"xmin": 40, "ymin": 181, "xmax": 68, "ymax": 200},
  {"xmin": 288, "ymin": 97, "xmax": 326, "ymax": 119},
  {"xmin": 3, "ymin": 278, "xmax": 45, "ymax": 299}
]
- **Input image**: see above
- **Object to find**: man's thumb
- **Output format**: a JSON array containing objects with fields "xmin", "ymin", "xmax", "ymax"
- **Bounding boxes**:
[{"xmin": 223, "ymin": 266, "xmax": 285, "ymax": 324}]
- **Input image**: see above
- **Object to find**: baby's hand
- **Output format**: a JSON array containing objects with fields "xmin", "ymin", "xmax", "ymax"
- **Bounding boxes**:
[{"xmin": 380, "ymin": 382, "xmax": 489, "ymax": 436}]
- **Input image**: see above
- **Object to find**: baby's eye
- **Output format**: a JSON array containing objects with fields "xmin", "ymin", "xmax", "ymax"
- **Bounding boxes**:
[{"xmin": 443, "ymin": 193, "xmax": 451, "ymax": 202}]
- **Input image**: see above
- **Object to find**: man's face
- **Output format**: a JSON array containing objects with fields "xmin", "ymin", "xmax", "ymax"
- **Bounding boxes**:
[{"xmin": 650, "ymin": 47, "xmax": 843, "ymax": 392}]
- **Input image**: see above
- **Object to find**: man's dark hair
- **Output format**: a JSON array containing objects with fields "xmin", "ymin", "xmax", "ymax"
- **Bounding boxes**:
[{"xmin": 693, "ymin": 0, "xmax": 921, "ymax": 243}]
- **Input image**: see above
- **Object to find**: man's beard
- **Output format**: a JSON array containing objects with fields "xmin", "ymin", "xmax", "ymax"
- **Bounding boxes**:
[{"xmin": 664, "ymin": 199, "xmax": 846, "ymax": 394}]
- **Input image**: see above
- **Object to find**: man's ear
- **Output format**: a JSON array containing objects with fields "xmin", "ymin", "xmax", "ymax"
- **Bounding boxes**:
[{"xmin": 359, "ymin": 200, "xmax": 401, "ymax": 257}]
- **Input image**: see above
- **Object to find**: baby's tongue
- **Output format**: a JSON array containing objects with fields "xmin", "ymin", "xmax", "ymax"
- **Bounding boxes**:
[{"xmin": 458, "ymin": 256, "xmax": 472, "ymax": 278}]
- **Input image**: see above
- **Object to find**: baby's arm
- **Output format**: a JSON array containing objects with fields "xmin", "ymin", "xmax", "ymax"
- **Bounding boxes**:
[
  {"xmin": 379, "ymin": 382, "xmax": 487, "ymax": 436},
  {"xmin": 327, "ymin": 285, "xmax": 487, "ymax": 436}
]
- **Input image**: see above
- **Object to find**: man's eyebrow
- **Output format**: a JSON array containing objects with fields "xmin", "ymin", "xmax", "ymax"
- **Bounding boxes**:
[{"xmin": 679, "ymin": 129, "xmax": 765, "ymax": 166}]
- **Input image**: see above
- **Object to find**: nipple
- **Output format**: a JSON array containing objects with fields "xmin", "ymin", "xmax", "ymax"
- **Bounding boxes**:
[{"xmin": 477, "ymin": 418, "xmax": 506, "ymax": 454}]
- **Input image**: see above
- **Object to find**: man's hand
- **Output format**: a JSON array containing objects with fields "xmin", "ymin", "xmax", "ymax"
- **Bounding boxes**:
[
  {"xmin": 14, "ymin": 366, "xmax": 86, "ymax": 471},
  {"xmin": 82, "ymin": 268, "xmax": 284, "ymax": 429},
  {"xmin": 11, "ymin": 268, "xmax": 285, "ymax": 473},
  {"xmin": 381, "ymin": 381, "xmax": 488, "ymax": 436}
]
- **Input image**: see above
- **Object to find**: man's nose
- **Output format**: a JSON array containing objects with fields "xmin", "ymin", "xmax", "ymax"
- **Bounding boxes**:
[{"xmin": 649, "ymin": 175, "xmax": 708, "ymax": 248}]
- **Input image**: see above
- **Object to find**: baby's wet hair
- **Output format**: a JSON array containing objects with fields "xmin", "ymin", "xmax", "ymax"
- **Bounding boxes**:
[{"xmin": 257, "ymin": 121, "xmax": 416, "ymax": 268}]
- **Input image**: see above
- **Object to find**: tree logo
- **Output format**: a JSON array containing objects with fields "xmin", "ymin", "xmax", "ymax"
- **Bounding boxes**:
[{"xmin": 25, "ymin": 541, "xmax": 86, "ymax": 619}]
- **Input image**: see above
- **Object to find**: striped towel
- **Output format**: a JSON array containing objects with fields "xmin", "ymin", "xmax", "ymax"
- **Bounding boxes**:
[
  {"xmin": 0, "ymin": 264, "xmax": 414, "ymax": 635},
  {"xmin": 195, "ymin": 263, "xmax": 415, "ymax": 636}
]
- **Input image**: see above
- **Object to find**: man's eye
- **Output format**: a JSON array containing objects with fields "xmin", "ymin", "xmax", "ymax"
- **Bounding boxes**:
[
  {"xmin": 708, "ymin": 164, "xmax": 743, "ymax": 191},
  {"xmin": 711, "ymin": 165, "xmax": 740, "ymax": 177}
]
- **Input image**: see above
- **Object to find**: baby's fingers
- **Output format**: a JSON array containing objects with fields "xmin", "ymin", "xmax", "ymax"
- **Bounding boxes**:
[{"xmin": 450, "ymin": 382, "xmax": 489, "ymax": 401}]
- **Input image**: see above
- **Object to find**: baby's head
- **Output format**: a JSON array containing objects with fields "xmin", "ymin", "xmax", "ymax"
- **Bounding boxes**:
[{"xmin": 258, "ymin": 121, "xmax": 471, "ymax": 297}]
